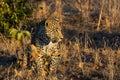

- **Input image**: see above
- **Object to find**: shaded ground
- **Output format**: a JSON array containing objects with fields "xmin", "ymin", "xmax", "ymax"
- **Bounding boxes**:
[{"xmin": 63, "ymin": 29, "xmax": 120, "ymax": 49}]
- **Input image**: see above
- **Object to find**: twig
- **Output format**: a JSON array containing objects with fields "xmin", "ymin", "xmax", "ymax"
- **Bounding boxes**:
[{"xmin": 97, "ymin": 0, "xmax": 104, "ymax": 31}]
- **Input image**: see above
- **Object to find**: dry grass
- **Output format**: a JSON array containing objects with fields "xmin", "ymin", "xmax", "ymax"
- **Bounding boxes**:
[
  {"xmin": 58, "ymin": 38, "xmax": 120, "ymax": 80},
  {"xmin": 0, "ymin": 33, "xmax": 120, "ymax": 80},
  {"xmin": 0, "ymin": 0, "xmax": 120, "ymax": 80}
]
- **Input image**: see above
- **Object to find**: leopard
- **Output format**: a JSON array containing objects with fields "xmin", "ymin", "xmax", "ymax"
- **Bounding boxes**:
[{"xmin": 30, "ymin": 16, "xmax": 63, "ymax": 75}]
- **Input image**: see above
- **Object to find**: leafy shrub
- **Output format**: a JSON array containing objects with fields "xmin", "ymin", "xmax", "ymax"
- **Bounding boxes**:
[
  {"xmin": 0, "ymin": 0, "xmax": 33, "ymax": 36},
  {"xmin": 8, "ymin": 28, "xmax": 31, "ymax": 44}
]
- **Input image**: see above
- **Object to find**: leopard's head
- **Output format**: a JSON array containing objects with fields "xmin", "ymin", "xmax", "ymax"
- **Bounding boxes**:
[{"xmin": 45, "ymin": 17, "xmax": 63, "ymax": 43}]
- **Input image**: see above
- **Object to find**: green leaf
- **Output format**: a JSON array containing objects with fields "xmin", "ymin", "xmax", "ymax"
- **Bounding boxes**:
[
  {"xmin": 8, "ymin": 28, "xmax": 18, "ymax": 38},
  {"xmin": 16, "ymin": 32, "xmax": 24, "ymax": 40},
  {"xmin": 22, "ymin": 30, "xmax": 31, "ymax": 39}
]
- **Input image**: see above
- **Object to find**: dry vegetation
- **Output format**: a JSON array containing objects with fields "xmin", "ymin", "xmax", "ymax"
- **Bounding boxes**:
[{"xmin": 0, "ymin": 0, "xmax": 120, "ymax": 80}]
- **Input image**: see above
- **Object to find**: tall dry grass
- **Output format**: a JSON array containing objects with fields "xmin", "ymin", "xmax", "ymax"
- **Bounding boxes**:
[
  {"xmin": 62, "ymin": 0, "xmax": 120, "ymax": 32},
  {"xmin": 59, "ymin": 37, "xmax": 120, "ymax": 80}
]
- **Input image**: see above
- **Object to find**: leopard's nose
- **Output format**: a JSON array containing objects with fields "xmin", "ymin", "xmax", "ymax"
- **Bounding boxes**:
[
  {"xmin": 58, "ymin": 37, "xmax": 63, "ymax": 42},
  {"xmin": 51, "ymin": 38, "xmax": 58, "ymax": 43},
  {"xmin": 60, "ymin": 37, "xmax": 63, "ymax": 40}
]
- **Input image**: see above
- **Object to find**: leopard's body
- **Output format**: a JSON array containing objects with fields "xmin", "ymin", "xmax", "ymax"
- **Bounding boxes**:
[{"xmin": 31, "ymin": 17, "xmax": 63, "ymax": 74}]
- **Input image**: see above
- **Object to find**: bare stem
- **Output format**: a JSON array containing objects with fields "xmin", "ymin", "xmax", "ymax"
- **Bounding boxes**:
[{"xmin": 97, "ymin": 0, "xmax": 104, "ymax": 31}]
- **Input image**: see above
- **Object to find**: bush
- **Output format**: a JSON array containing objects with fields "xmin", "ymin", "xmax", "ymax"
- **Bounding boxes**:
[{"xmin": 0, "ymin": 0, "xmax": 33, "ymax": 35}]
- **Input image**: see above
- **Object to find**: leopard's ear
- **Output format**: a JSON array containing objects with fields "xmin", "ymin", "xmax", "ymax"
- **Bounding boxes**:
[
  {"xmin": 45, "ymin": 19, "xmax": 49, "ymax": 27},
  {"xmin": 45, "ymin": 22, "xmax": 48, "ymax": 27}
]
